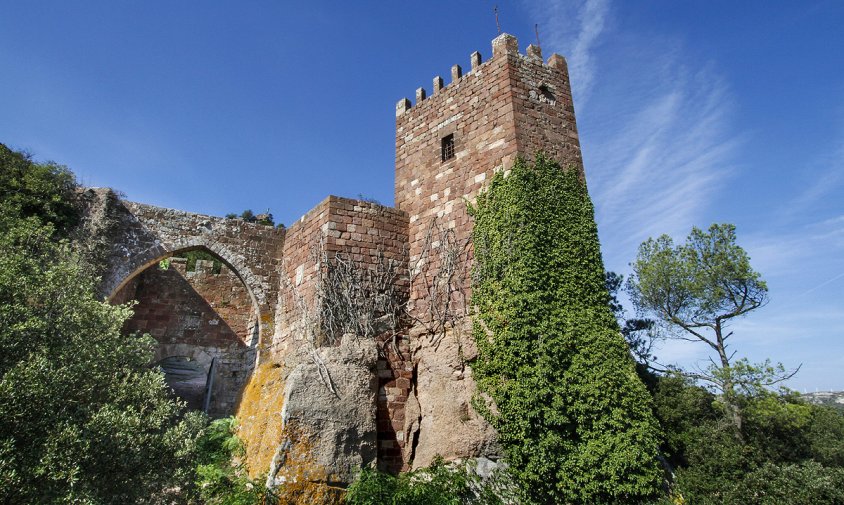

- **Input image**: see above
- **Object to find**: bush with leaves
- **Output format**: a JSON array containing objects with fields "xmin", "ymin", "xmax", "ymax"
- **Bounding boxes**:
[
  {"xmin": 0, "ymin": 143, "xmax": 80, "ymax": 233},
  {"xmin": 193, "ymin": 417, "xmax": 264, "ymax": 505},
  {"xmin": 645, "ymin": 372, "xmax": 844, "ymax": 503},
  {"xmin": 0, "ymin": 212, "xmax": 205, "ymax": 502},
  {"xmin": 469, "ymin": 155, "xmax": 663, "ymax": 504},
  {"xmin": 346, "ymin": 457, "xmax": 513, "ymax": 505},
  {"xmin": 0, "ymin": 145, "xmax": 204, "ymax": 503}
]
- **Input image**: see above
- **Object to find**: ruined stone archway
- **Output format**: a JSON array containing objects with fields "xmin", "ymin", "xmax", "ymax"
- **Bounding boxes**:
[
  {"xmin": 78, "ymin": 188, "xmax": 285, "ymax": 352},
  {"xmin": 113, "ymin": 249, "xmax": 264, "ymax": 416}
]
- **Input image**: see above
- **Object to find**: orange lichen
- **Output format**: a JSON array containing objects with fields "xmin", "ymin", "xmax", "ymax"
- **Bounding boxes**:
[
  {"xmin": 236, "ymin": 361, "xmax": 286, "ymax": 479},
  {"xmin": 272, "ymin": 423, "xmax": 345, "ymax": 505}
]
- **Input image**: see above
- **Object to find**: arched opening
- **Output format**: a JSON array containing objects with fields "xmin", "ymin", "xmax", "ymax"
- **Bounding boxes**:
[{"xmin": 111, "ymin": 247, "xmax": 260, "ymax": 417}]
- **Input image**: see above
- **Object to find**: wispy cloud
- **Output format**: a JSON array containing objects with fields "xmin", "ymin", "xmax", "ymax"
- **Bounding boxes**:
[
  {"xmin": 780, "ymin": 135, "xmax": 844, "ymax": 222},
  {"xmin": 588, "ymin": 66, "xmax": 737, "ymax": 263},
  {"xmin": 530, "ymin": 0, "xmax": 738, "ymax": 269},
  {"xmin": 528, "ymin": 0, "xmax": 843, "ymax": 391},
  {"xmin": 529, "ymin": 0, "xmax": 610, "ymax": 109}
]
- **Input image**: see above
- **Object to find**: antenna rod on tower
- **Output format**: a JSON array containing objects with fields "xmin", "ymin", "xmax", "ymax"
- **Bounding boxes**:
[
  {"xmin": 494, "ymin": 5, "xmax": 501, "ymax": 34},
  {"xmin": 535, "ymin": 23, "xmax": 541, "ymax": 48}
]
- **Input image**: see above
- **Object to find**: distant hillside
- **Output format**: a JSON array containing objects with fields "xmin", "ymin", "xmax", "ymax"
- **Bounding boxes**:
[{"xmin": 803, "ymin": 391, "xmax": 844, "ymax": 412}]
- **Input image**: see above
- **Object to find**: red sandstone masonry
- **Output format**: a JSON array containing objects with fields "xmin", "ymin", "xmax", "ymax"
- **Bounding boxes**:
[
  {"xmin": 117, "ymin": 257, "xmax": 258, "ymax": 417},
  {"xmin": 273, "ymin": 196, "xmax": 409, "ymax": 351},
  {"xmin": 109, "ymin": 31, "xmax": 585, "ymax": 474},
  {"xmin": 121, "ymin": 258, "xmax": 256, "ymax": 349},
  {"xmin": 395, "ymin": 34, "xmax": 583, "ymax": 320},
  {"xmin": 272, "ymin": 195, "xmax": 412, "ymax": 471}
]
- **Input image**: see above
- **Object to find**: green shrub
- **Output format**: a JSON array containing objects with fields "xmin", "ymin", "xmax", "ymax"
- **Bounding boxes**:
[
  {"xmin": 721, "ymin": 461, "xmax": 844, "ymax": 505},
  {"xmin": 469, "ymin": 155, "xmax": 663, "ymax": 504},
  {"xmin": 0, "ymin": 212, "xmax": 204, "ymax": 503},
  {"xmin": 0, "ymin": 143, "xmax": 80, "ymax": 234},
  {"xmin": 193, "ymin": 417, "xmax": 263, "ymax": 505},
  {"xmin": 346, "ymin": 457, "xmax": 511, "ymax": 505}
]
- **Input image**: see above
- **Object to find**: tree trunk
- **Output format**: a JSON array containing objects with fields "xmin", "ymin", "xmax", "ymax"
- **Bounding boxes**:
[{"xmin": 715, "ymin": 320, "xmax": 743, "ymax": 437}]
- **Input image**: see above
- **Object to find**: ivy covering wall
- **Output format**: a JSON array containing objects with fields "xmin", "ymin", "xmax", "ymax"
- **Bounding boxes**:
[{"xmin": 469, "ymin": 155, "xmax": 663, "ymax": 504}]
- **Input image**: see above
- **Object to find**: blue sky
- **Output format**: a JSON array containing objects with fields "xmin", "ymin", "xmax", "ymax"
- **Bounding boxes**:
[{"xmin": 2, "ymin": 1, "xmax": 842, "ymax": 391}]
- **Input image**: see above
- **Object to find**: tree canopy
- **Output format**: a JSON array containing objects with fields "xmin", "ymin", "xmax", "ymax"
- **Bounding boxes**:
[
  {"xmin": 627, "ymin": 223, "xmax": 796, "ymax": 431},
  {"xmin": 0, "ymin": 144, "xmax": 204, "ymax": 503}
]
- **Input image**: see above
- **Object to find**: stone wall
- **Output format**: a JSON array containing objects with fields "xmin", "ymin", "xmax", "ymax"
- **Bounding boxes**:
[
  {"xmin": 272, "ymin": 195, "xmax": 409, "ymax": 352},
  {"xmin": 395, "ymin": 33, "xmax": 582, "ymax": 321},
  {"xmin": 270, "ymin": 195, "xmax": 412, "ymax": 470},
  {"xmin": 390, "ymin": 33, "xmax": 583, "ymax": 469},
  {"xmin": 78, "ymin": 187, "xmax": 284, "ymax": 352},
  {"xmin": 86, "ymin": 31, "xmax": 585, "ymax": 479},
  {"xmin": 116, "ymin": 257, "xmax": 258, "ymax": 417}
]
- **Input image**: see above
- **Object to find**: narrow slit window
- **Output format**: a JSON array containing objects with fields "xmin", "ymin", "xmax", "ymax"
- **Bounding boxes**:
[{"xmin": 441, "ymin": 134, "xmax": 455, "ymax": 162}]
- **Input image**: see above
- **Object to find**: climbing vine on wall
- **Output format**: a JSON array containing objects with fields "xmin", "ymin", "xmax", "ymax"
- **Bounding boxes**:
[{"xmin": 469, "ymin": 155, "xmax": 663, "ymax": 504}]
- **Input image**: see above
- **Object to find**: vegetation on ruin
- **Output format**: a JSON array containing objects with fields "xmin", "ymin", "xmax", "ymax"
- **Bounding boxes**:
[
  {"xmin": 5, "ymin": 144, "xmax": 844, "ymax": 504},
  {"xmin": 226, "ymin": 209, "xmax": 276, "ymax": 227},
  {"xmin": 175, "ymin": 249, "xmax": 224, "ymax": 274},
  {"xmin": 468, "ymin": 155, "xmax": 663, "ymax": 503},
  {"xmin": 193, "ymin": 417, "xmax": 265, "ymax": 505}
]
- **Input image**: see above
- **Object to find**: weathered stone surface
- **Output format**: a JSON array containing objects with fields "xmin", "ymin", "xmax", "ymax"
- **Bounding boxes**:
[
  {"xmin": 268, "ymin": 334, "xmax": 378, "ymax": 487},
  {"xmin": 77, "ymin": 187, "xmax": 284, "ymax": 349},
  {"xmin": 403, "ymin": 329, "xmax": 501, "ymax": 469},
  {"xmin": 115, "ymin": 257, "xmax": 258, "ymax": 417}
]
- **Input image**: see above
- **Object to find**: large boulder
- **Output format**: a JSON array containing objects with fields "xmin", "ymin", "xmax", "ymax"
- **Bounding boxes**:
[
  {"xmin": 403, "ymin": 327, "xmax": 501, "ymax": 469},
  {"xmin": 267, "ymin": 334, "xmax": 378, "ymax": 489}
]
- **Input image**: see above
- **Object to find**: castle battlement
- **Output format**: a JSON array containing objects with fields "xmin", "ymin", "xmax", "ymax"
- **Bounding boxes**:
[{"xmin": 396, "ymin": 33, "xmax": 571, "ymax": 117}]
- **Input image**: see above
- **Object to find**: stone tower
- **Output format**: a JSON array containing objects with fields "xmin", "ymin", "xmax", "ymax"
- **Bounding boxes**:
[
  {"xmin": 395, "ymin": 33, "xmax": 583, "ymax": 317},
  {"xmin": 391, "ymin": 33, "xmax": 586, "ymax": 471}
]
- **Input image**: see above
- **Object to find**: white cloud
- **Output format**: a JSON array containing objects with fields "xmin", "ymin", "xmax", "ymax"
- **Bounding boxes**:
[
  {"xmin": 528, "ymin": 1, "xmax": 738, "ymax": 271},
  {"xmin": 529, "ymin": 0, "xmax": 610, "ymax": 109}
]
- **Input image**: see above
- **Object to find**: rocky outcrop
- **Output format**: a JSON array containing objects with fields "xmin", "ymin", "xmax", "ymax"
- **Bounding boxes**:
[
  {"xmin": 403, "ymin": 327, "xmax": 501, "ymax": 469},
  {"xmin": 268, "ymin": 334, "xmax": 379, "ymax": 488}
]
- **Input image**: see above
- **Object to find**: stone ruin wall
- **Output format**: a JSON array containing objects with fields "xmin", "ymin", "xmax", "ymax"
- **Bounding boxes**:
[
  {"xmin": 115, "ymin": 257, "xmax": 258, "ymax": 417},
  {"xmin": 96, "ymin": 31, "xmax": 584, "ymax": 481},
  {"xmin": 270, "ymin": 195, "xmax": 412, "ymax": 472},
  {"xmin": 396, "ymin": 33, "xmax": 582, "ymax": 320},
  {"xmin": 389, "ymin": 33, "xmax": 584, "ymax": 470}
]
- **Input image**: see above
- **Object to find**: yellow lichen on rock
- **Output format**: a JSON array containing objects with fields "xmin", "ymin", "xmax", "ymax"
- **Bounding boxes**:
[
  {"xmin": 272, "ymin": 423, "xmax": 344, "ymax": 505},
  {"xmin": 236, "ymin": 361, "xmax": 286, "ymax": 479}
]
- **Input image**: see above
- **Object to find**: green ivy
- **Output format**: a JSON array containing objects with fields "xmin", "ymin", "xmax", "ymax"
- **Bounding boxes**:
[{"xmin": 469, "ymin": 155, "xmax": 663, "ymax": 504}]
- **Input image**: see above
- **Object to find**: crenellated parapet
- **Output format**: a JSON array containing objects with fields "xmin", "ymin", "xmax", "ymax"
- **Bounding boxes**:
[{"xmin": 396, "ymin": 33, "xmax": 573, "ymax": 118}]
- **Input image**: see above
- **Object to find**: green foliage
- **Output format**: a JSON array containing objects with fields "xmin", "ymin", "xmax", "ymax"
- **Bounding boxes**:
[
  {"xmin": 647, "ymin": 371, "xmax": 844, "ymax": 503},
  {"xmin": 0, "ymin": 145, "xmax": 204, "ymax": 503},
  {"xmin": 627, "ymin": 224, "xmax": 782, "ymax": 405},
  {"xmin": 629, "ymin": 224, "xmax": 768, "ymax": 329},
  {"xmin": 806, "ymin": 405, "xmax": 844, "ymax": 467},
  {"xmin": 226, "ymin": 209, "xmax": 275, "ymax": 226},
  {"xmin": 193, "ymin": 417, "xmax": 263, "ymax": 505},
  {"xmin": 0, "ymin": 212, "xmax": 204, "ymax": 503},
  {"xmin": 0, "ymin": 143, "xmax": 80, "ymax": 234},
  {"xmin": 722, "ymin": 461, "xmax": 844, "ymax": 505},
  {"xmin": 346, "ymin": 457, "xmax": 513, "ymax": 505},
  {"xmin": 469, "ymin": 156, "xmax": 663, "ymax": 504},
  {"xmin": 646, "ymin": 373, "xmax": 719, "ymax": 469},
  {"xmin": 175, "ymin": 249, "xmax": 223, "ymax": 273}
]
